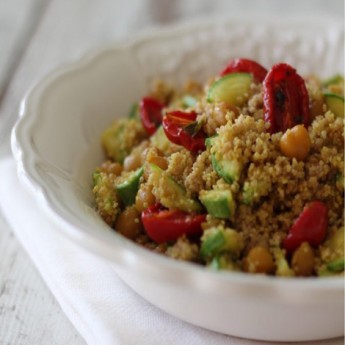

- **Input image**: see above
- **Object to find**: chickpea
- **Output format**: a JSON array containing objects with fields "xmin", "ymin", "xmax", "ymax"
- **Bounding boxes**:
[
  {"xmin": 135, "ymin": 184, "xmax": 156, "ymax": 212},
  {"xmin": 280, "ymin": 124, "xmax": 311, "ymax": 161},
  {"xmin": 147, "ymin": 155, "xmax": 168, "ymax": 170},
  {"xmin": 145, "ymin": 147, "xmax": 168, "ymax": 170},
  {"xmin": 100, "ymin": 161, "xmax": 123, "ymax": 175},
  {"xmin": 310, "ymin": 95, "xmax": 325, "ymax": 119},
  {"xmin": 243, "ymin": 246, "xmax": 275, "ymax": 274},
  {"xmin": 115, "ymin": 206, "xmax": 143, "ymax": 239},
  {"xmin": 123, "ymin": 153, "xmax": 141, "ymax": 172},
  {"xmin": 291, "ymin": 242, "xmax": 315, "ymax": 277}
]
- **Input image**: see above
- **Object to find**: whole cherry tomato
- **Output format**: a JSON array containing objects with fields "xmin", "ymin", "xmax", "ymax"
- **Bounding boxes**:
[
  {"xmin": 141, "ymin": 203, "xmax": 206, "ymax": 243},
  {"xmin": 162, "ymin": 110, "xmax": 206, "ymax": 152},
  {"xmin": 139, "ymin": 97, "xmax": 164, "ymax": 135},
  {"xmin": 283, "ymin": 201, "xmax": 328, "ymax": 253},
  {"xmin": 220, "ymin": 58, "xmax": 268, "ymax": 82},
  {"xmin": 263, "ymin": 63, "xmax": 310, "ymax": 134}
]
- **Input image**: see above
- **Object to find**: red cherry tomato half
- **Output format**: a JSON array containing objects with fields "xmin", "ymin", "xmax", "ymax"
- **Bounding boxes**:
[
  {"xmin": 162, "ymin": 111, "xmax": 206, "ymax": 152},
  {"xmin": 220, "ymin": 58, "xmax": 268, "ymax": 82},
  {"xmin": 141, "ymin": 203, "xmax": 206, "ymax": 243},
  {"xmin": 283, "ymin": 201, "xmax": 328, "ymax": 253},
  {"xmin": 139, "ymin": 97, "xmax": 164, "ymax": 135},
  {"xmin": 263, "ymin": 63, "xmax": 310, "ymax": 134}
]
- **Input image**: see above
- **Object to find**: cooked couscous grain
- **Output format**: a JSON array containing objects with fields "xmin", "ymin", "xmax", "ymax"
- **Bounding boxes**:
[{"xmin": 93, "ymin": 58, "xmax": 344, "ymax": 277}]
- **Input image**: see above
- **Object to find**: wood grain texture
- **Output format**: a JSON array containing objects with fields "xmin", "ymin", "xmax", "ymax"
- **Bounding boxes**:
[
  {"xmin": 0, "ymin": 0, "xmax": 48, "ymax": 100},
  {"xmin": 0, "ymin": 0, "xmax": 343, "ymax": 344},
  {"xmin": 0, "ymin": 0, "xmax": 86, "ymax": 343},
  {"xmin": 0, "ymin": 214, "xmax": 85, "ymax": 345},
  {"xmin": 0, "ymin": 0, "xmax": 48, "ymax": 152}
]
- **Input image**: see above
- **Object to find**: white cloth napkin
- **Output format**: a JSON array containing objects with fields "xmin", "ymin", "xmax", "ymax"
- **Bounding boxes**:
[{"xmin": 0, "ymin": 156, "xmax": 343, "ymax": 345}]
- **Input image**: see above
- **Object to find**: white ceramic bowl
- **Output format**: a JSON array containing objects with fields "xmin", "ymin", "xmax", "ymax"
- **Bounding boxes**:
[{"xmin": 12, "ymin": 17, "xmax": 344, "ymax": 342}]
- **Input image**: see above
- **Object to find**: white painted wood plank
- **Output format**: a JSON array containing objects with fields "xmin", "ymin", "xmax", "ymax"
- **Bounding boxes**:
[
  {"xmin": 0, "ymin": 214, "xmax": 85, "ymax": 345},
  {"xmin": 0, "ymin": 0, "xmax": 47, "ymax": 101}
]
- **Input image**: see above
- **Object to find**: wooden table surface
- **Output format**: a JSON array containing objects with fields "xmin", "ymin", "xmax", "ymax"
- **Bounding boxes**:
[{"xmin": 0, "ymin": 1, "xmax": 343, "ymax": 344}]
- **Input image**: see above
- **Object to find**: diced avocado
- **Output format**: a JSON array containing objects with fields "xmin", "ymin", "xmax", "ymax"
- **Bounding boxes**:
[
  {"xmin": 322, "ymin": 74, "xmax": 344, "ymax": 96},
  {"xmin": 209, "ymin": 253, "xmax": 239, "ymax": 271},
  {"xmin": 149, "ymin": 164, "xmax": 202, "ymax": 213},
  {"xmin": 320, "ymin": 228, "xmax": 344, "ymax": 263},
  {"xmin": 182, "ymin": 95, "xmax": 197, "ymax": 108},
  {"xmin": 205, "ymin": 134, "xmax": 218, "ymax": 149},
  {"xmin": 242, "ymin": 184, "xmax": 255, "ymax": 205},
  {"xmin": 211, "ymin": 154, "xmax": 242, "ymax": 184},
  {"xmin": 101, "ymin": 118, "xmax": 146, "ymax": 163},
  {"xmin": 318, "ymin": 228, "xmax": 344, "ymax": 276},
  {"xmin": 207, "ymin": 135, "xmax": 242, "ymax": 184},
  {"xmin": 128, "ymin": 103, "xmax": 139, "ymax": 120},
  {"xmin": 272, "ymin": 248, "xmax": 294, "ymax": 277},
  {"xmin": 318, "ymin": 264, "xmax": 344, "ymax": 277},
  {"xmin": 201, "ymin": 226, "xmax": 244, "ymax": 261},
  {"xmin": 276, "ymin": 256, "xmax": 295, "ymax": 277},
  {"xmin": 242, "ymin": 178, "xmax": 272, "ymax": 205},
  {"xmin": 92, "ymin": 171, "xmax": 102, "ymax": 187},
  {"xmin": 92, "ymin": 170, "xmax": 119, "ymax": 225},
  {"xmin": 199, "ymin": 189, "xmax": 235, "ymax": 219},
  {"xmin": 150, "ymin": 126, "xmax": 171, "ymax": 153},
  {"xmin": 327, "ymin": 258, "xmax": 345, "ymax": 272},
  {"xmin": 323, "ymin": 74, "xmax": 344, "ymax": 88},
  {"xmin": 207, "ymin": 73, "xmax": 253, "ymax": 107},
  {"xmin": 116, "ymin": 167, "xmax": 144, "ymax": 206},
  {"xmin": 275, "ymin": 256, "xmax": 295, "ymax": 277},
  {"xmin": 323, "ymin": 93, "xmax": 344, "ymax": 118}
]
